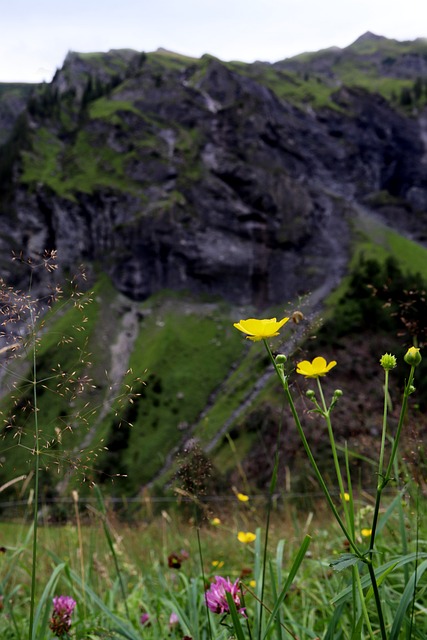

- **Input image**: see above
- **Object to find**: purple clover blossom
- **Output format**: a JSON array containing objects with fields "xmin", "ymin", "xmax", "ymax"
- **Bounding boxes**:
[
  {"xmin": 140, "ymin": 612, "xmax": 150, "ymax": 626},
  {"xmin": 205, "ymin": 576, "xmax": 246, "ymax": 617},
  {"xmin": 169, "ymin": 612, "xmax": 179, "ymax": 628},
  {"xmin": 49, "ymin": 595, "xmax": 77, "ymax": 637}
]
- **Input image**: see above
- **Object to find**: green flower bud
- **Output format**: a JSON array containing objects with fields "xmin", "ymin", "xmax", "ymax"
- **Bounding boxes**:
[
  {"xmin": 333, "ymin": 389, "xmax": 343, "ymax": 398},
  {"xmin": 306, "ymin": 389, "xmax": 316, "ymax": 399},
  {"xmin": 380, "ymin": 353, "xmax": 397, "ymax": 370},
  {"xmin": 275, "ymin": 354, "xmax": 287, "ymax": 364},
  {"xmin": 404, "ymin": 346, "xmax": 422, "ymax": 366}
]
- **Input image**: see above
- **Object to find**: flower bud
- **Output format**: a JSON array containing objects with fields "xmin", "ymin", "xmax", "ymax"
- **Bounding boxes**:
[
  {"xmin": 306, "ymin": 389, "xmax": 316, "ymax": 399},
  {"xmin": 380, "ymin": 353, "xmax": 397, "ymax": 370},
  {"xmin": 275, "ymin": 354, "xmax": 287, "ymax": 364},
  {"xmin": 333, "ymin": 389, "xmax": 343, "ymax": 398},
  {"xmin": 404, "ymin": 346, "xmax": 422, "ymax": 366}
]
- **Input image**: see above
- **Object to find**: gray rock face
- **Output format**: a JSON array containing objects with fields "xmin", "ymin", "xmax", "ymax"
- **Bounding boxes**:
[{"xmin": 1, "ymin": 44, "xmax": 426, "ymax": 307}]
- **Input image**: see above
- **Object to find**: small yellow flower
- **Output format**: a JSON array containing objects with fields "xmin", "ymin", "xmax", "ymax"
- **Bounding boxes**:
[
  {"xmin": 211, "ymin": 517, "xmax": 221, "ymax": 526},
  {"xmin": 296, "ymin": 356, "xmax": 337, "ymax": 378},
  {"xmin": 237, "ymin": 492, "xmax": 249, "ymax": 502},
  {"xmin": 249, "ymin": 580, "xmax": 256, "ymax": 588},
  {"xmin": 341, "ymin": 492, "xmax": 350, "ymax": 502},
  {"xmin": 233, "ymin": 317, "xmax": 289, "ymax": 342},
  {"xmin": 211, "ymin": 560, "xmax": 224, "ymax": 568},
  {"xmin": 237, "ymin": 531, "xmax": 257, "ymax": 544},
  {"xmin": 361, "ymin": 528, "xmax": 372, "ymax": 538}
]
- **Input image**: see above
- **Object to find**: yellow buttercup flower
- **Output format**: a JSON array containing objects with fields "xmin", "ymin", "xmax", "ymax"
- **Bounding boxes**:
[
  {"xmin": 341, "ymin": 492, "xmax": 350, "ymax": 502},
  {"xmin": 237, "ymin": 492, "xmax": 249, "ymax": 502},
  {"xmin": 361, "ymin": 528, "xmax": 372, "ymax": 538},
  {"xmin": 296, "ymin": 356, "xmax": 337, "ymax": 378},
  {"xmin": 249, "ymin": 580, "xmax": 256, "ymax": 588},
  {"xmin": 237, "ymin": 531, "xmax": 257, "ymax": 544},
  {"xmin": 211, "ymin": 517, "xmax": 221, "ymax": 526},
  {"xmin": 233, "ymin": 317, "xmax": 289, "ymax": 342},
  {"xmin": 211, "ymin": 560, "xmax": 224, "ymax": 568}
]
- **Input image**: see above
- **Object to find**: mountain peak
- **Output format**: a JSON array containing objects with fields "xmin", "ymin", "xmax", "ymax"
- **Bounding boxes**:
[{"xmin": 351, "ymin": 31, "xmax": 386, "ymax": 44}]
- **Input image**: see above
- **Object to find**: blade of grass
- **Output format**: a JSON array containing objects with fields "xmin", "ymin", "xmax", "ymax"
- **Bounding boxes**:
[{"xmin": 262, "ymin": 534, "xmax": 311, "ymax": 639}]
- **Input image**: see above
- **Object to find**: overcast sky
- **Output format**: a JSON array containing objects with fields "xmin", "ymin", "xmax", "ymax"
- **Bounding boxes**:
[{"xmin": 2, "ymin": 0, "xmax": 426, "ymax": 83}]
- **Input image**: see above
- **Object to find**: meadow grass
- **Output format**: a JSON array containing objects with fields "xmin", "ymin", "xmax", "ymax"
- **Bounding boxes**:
[{"xmin": 0, "ymin": 259, "xmax": 426, "ymax": 639}]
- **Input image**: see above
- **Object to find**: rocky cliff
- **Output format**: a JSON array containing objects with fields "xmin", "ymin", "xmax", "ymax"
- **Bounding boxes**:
[
  {"xmin": 1, "ymin": 33, "xmax": 426, "ymax": 307},
  {"xmin": 0, "ymin": 34, "xmax": 427, "ymax": 499}
]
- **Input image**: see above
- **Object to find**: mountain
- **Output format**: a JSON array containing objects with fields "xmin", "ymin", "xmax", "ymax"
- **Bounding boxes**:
[{"xmin": 0, "ymin": 34, "xmax": 426, "ymax": 504}]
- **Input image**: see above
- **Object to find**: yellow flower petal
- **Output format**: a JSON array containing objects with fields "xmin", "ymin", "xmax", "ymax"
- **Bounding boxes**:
[
  {"xmin": 237, "ymin": 492, "xmax": 249, "ymax": 502},
  {"xmin": 211, "ymin": 560, "xmax": 224, "ymax": 568},
  {"xmin": 296, "ymin": 356, "xmax": 337, "ymax": 378},
  {"xmin": 237, "ymin": 531, "xmax": 257, "ymax": 544},
  {"xmin": 211, "ymin": 517, "xmax": 221, "ymax": 526},
  {"xmin": 233, "ymin": 317, "xmax": 289, "ymax": 341},
  {"xmin": 361, "ymin": 528, "xmax": 372, "ymax": 538}
]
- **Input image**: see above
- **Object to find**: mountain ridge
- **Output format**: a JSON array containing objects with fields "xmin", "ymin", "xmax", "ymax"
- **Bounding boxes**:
[{"xmin": 0, "ymin": 34, "xmax": 426, "ymax": 500}]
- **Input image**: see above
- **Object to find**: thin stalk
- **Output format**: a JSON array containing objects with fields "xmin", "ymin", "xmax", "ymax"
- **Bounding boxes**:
[
  {"xmin": 73, "ymin": 491, "xmax": 86, "ymax": 618},
  {"xmin": 378, "ymin": 369, "xmax": 390, "ymax": 481},
  {"xmin": 317, "ymin": 379, "xmax": 351, "ymax": 530},
  {"xmin": 256, "ymin": 347, "xmax": 281, "ymax": 640},
  {"xmin": 28, "ymin": 306, "xmax": 39, "ymax": 640},
  {"xmin": 369, "ymin": 365, "xmax": 415, "ymax": 553},
  {"xmin": 366, "ymin": 560, "xmax": 387, "ymax": 640},
  {"xmin": 354, "ymin": 565, "xmax": 376, "ymax": 640},
  {"xmin": 263, "ymin": 342, "xmax": 362, "ymax": 558},
  {"xmin": 197, "ymin": 527, "xmax": 213, "ymax": 640}
]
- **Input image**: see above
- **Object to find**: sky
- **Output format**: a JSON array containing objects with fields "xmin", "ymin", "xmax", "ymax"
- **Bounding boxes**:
[{"xmin": 1, "ymin": 0, "xmax": 426, "ymax": 84}]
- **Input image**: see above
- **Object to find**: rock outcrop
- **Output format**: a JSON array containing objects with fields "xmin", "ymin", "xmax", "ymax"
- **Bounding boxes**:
[{"xmin": 0, "ymin": 35, "xmax": 426, "ymax": 307}]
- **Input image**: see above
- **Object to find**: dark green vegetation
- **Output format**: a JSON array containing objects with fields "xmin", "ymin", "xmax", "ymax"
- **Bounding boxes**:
[{"xmin": 0, "ymin": 33, "xmax": 427, "ymax": 502}]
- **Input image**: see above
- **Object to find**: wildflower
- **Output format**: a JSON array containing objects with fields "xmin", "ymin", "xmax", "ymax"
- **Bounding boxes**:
[
  {"xmin": 140, "ymin": 612, "xmax": 150, "ymax": 626},
  {"xmin": 212, "ymin": 560, "xmax": 225, "ymax": 568},
  {"xmin": 249, "ymin": 580, "xmax": 256, "ymax": 588},
  {"xmin": 205, "ymin": 576, "xmax": 246, "ymax": 617},
  {"xmin": 211, "ymin": 517, "xmax": 221, "ymax": 526},
  {"xmin": 361, "ymin": 528, "xmax": 372, "ymax": 537},
  {"xmin": 169, "ymin": 612, "xmax": 179, "ymax": 629},
  {"xmin": 404, "ymin": 346, "xmax": 422, "ymax": 366},
  {"xmin": 233, "ymin": 317, "xmax": 289, "ymax": 341},
  {"xmin": 296, "ymin": 356, "xmax": 337, "ymax": 378},
  {"xmin": 380, "ymin": 353, "xmax": 397, "ymax": 370},
  {"xmin": 49, "ymin": 595, "xmax": 76, "ymax": 638},
  {"xmin": 341, "ymin": 492, "xmax": 350, "ymax": 502},
  {"xmin": 237, "ymin": 492, "xmax": 249, "ymax": 502},
  {"xmin": 237, "ymin": 531, "xmax": 256, "ymax": 544}
]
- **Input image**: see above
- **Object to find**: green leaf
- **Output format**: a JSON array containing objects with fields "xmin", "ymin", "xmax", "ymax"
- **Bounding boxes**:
[
  {"xmin": 32, "ymin": 562, "xmax": 65, "ymax": 640},
  {"xmin": 262, "ymin": 534, "xmax": 311, "ymax": 639},
  {"xmin": 389, "ymin": 559, "xmax": 427, "ymax": 640},
  {"xmin": 329, "ymin": 553, "xmax": 360, "ymax": 572},
  {"xmin": 225, "ymin": 591, "xmax": 246, "ymax": 640}
]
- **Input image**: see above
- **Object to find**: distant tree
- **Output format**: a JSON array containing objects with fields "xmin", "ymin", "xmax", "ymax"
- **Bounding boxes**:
[
  {"xmin": 413, "ymin": 77, "xmax": 423, "ymax": 101},
  {"xmin": 400, "ymin": 87, "xmax": 412, "ymax": 106}
]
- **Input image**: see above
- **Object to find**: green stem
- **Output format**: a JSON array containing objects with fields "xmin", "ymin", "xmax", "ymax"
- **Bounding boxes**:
[
  {"xmin": 317, "ymin": 379, "xmax": 351, "ymax": 530},
  {"xmin": 378, "ymin": 369, "xmax": 390, "ymax": 482},
  {"xmin": 366, "ymin": 560, "xmax": 387, "ymax": 640},
  {"xmin": 369, "ymin": 365, "xmax": 415, "ymax": 554},
  {"xmin": 29, "ymin": 308, "xmax": 39, "ymax": 640},
  {"xmin": 263, "ymin": 342, "xmax": 362, "ymax": 558},
  {"xmin": 354, "ymin": 565, "xmax": 375, "ymax": 640}
]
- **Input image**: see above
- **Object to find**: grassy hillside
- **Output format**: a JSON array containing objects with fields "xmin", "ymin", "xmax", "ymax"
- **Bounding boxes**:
[{"xmin": 1, "ymin": 206, "xmax": 427, "ymax": 506}]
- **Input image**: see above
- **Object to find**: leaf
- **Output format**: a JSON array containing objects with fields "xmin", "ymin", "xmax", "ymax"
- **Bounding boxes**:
[
  {"xmin": 262, "ymin": 534, "xmax": 311, "ymax": 639},
  {"xmin": 329, "ymin": 553, "xmax": 360, "ymax": 572},
  {"xmin": 225, "ymin": 591, "xmax": 246, "ymax": 640}
]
